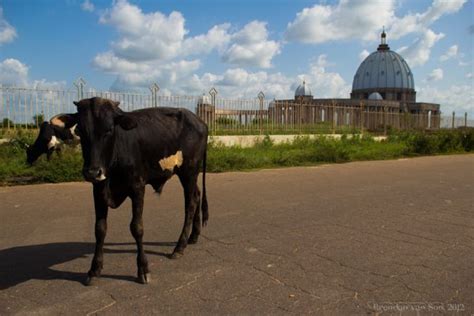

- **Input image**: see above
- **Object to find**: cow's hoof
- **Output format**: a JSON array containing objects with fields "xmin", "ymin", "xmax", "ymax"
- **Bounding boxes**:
[
  {"xmin": 169, "ymin": 251, "xmax": 183, "ymax": 260},
  {"xmin": 137, "ymin": 273, "xmax": 151, "ymax": 284},
  {"xmin": 188, "ymin": 235, "xmax": 199, "ymax": 244},
  {"xmin": 84, "ymin": 276, "xmax": 99, "ymax": 286}
]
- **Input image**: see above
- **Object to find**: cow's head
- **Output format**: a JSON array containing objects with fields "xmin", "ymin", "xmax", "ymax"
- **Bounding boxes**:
[
  {"xmin": 26, "ymin": 122, "xmax": 57, "ymax": 165},
  {"xmin": 52, "ymin": 97, "xmax": 137, "ymax": 183}
]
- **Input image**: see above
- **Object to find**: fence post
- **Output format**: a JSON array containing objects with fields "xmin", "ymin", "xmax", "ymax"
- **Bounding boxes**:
[
  {"xmin": 299, "ymin": 99, "xmax": 303, "ymax": 134},
  {"xmin": 258, "ymin": 91, "xmax": 265, "ymax": 135},
  {"xmin": 360, "ymin": 100, "xmax": 364, "ymax": 136},
  {"xmin": 465, "ymin": 112, "xmax": 468, "ymax": 128},
  {"xmin": 452, "ymin": 111, "xmax": 455, "ymax": 129},
  {"xmin": 149, "ymin": 83, "xmax": 160, "ymax": 107},
  {"xmin": 331, "ymin": 99, "xmax": 336, "ymax": 134},
  {"xmin": 209, "ymin": 87, "xmax": 218, "ymax": 135},
  {"xmin": 383, "ymin": 106, "xmax": 387, "ymax": 135},
  {"xmin": 73, "ymin": 77, "xmax": 86, "ymax": 100}
]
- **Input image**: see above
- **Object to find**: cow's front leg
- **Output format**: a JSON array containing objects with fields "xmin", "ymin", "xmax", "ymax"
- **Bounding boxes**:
[
  {"xmin": 46, "ymin": 148, "xmax": 55, "ymax": 161},
  {"xmin": 85, "ymin": 183, "xmax": 109, "ymax": 285},
  {"xmin": 130, "ymin": 185, "xmax": 150, "ymax": 284},
  {"xmin": 55, "ymin": 146, "xmax": 62, "ymax": 158}
]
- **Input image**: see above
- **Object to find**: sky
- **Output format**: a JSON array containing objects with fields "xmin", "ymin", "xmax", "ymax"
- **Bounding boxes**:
[{"xmin": 0, "ymin": 0, "xmax": 473, "ymax": 114}]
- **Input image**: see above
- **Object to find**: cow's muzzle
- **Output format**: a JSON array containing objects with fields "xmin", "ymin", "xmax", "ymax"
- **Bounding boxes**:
[{"xmin": 83, "ymin": 167, "xmax": 107, "ymax": 182}]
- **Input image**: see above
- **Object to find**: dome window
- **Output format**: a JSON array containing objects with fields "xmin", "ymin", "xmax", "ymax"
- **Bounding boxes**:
[
  {"xmin": 396, "ymin": 70, "xmax": 400, "ymax": 75},
  {"xmin": 366, "ymin": 72, "xmax": 370, "ymax": 76},
  {"xmin": 369, "ymin": 92, "xmax": 383, "ymax": 100},
  {"xmin": 381, "ymin": 71, "xmax": 385, "ymax": 75}
]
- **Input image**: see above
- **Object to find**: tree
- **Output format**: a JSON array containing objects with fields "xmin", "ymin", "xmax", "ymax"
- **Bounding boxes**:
[
  {"xmin": 1, "ymin": 118, "xmax": 14, "ymax": 128},
  {"xmin": 32, "ymin": 113, "xmax": 45, "ymax": 126}
]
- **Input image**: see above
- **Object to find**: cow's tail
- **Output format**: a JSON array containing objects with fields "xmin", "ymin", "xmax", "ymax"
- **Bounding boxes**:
[{"xmin": 201, "ymin": 148, "xmax": 209, "ymax": 227}]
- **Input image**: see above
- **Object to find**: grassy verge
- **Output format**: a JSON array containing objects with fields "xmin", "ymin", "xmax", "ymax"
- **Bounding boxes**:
[{"xmin": 0, "ymin": 128, "xmax": 472, "ymax": 185}]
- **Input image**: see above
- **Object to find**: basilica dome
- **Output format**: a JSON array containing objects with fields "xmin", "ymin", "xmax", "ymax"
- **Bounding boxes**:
[
  {"xmin": 351, "ymin": 30, "xmax": 416, "ymax": 102},
  {"xmin": 295, "ymin": 81, "xmax": 312, "ymax": 98}
]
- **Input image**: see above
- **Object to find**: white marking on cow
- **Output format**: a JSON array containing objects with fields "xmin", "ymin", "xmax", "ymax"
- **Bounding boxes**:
[
  {"xmin": 50, "ymin": 116, "xmax": 65, "ymax": 128},
  {"xmin": 159, "ymin": 151, "xmax": 183, "ymax": 172},
  {"xmin": 96, "ymin": 174, "xmax": 107, "ymax": 181},
  {"xmin": 47, "ymin": 136, "xmax": 60, "ymax": 149},
  {"xmin": 70, "ymin": 124, "xmax": 80, "ymax": 140}
]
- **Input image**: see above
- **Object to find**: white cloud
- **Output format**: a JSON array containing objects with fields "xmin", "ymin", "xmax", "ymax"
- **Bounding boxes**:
[
  {"xmin": 0, "ymin": 59, "xmax": 29, "ymax": 86},
  {"xmin": 466, "ymin": 73, "xmax": 473, "ymax": 79},
  {"xmin": 0, "ymin": 58, "xmax": 66, "ymax": 89},
  {"xmin": 285, "ymin": 0, "xmax": 396, "ymax": 43},
  {"xmin": 99, "ymin": 1, "xmax": 187, "ymax": 61},
  {"xmin": 440, "ymin": 45, "xmax": 458, "ymax": 61},
  {"xmin": 397, "ymin": 29, "xmax": 445, "ymax": 67},
  {"xmin": 97, "ymin": 1, "xmax": 278, "ymax": 67},
  {"xmin": 222, "ymin": 21, "xmax": 281, "ymax": 68},
  {"xmin": 108, "ymin": 59, "xmax": 201, "ymax": 90},
  {"xmin": 31, "ymin": 79, "xmax": 67, "ymax": 90},
  {"xmin": 93, "ymin": 51, "xmax": 150, "ymax": 74},
  {"xmin": 389, "ymin": 0, "xmax": 467, "ymax": 39},
  {"xmin": 302, "ymin": 55, "xmax": 350, "ymax": 98},
  {"xmin": 418, "ymin": 84, "xmax": 474, "ymax": 115},
  {"xmin": 81, "ymin": 0, "xmax": 95, "ymax": 12},
  {"xmin": 182, "ymin": 24, "xmax": 231, "ymax": 56},
  {"xmin": 420, "ymin": 0, "xmax": 467, "ymax": 25},
  {"xmin": 284, "ymin": 0, "xmax": 467, "ymax": 72},
  {"xmin": 211, "ymin": 69, "xmax": 293, "ymax": 98},
  {"xmin": 359, "ymin": 49, "xmax": 370, "ymax": 62},
  {"xmin": 426, "ymin": 68, "xmax": 443, "ymax": 81},
  {"xmin": 94, "ymin": 0, "xmax": 281, "ymax": 91},
  {"xmin": 101, "ymin": 52, "xmax": 350, "ymax": 100},
  {"xmin": 0, "ymin": 7, "xmax": 17, "ymax": 46}
]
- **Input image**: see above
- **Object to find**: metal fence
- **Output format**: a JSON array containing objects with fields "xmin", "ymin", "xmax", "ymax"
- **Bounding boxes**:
[{"xmin": 1, "ymin": 82, "xmax": 472, "ymax": 135}]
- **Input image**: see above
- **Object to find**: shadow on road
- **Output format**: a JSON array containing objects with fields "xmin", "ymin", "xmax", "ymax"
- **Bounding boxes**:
[{"xmin": 0, "ymin": 241, "xmax": 176, "ymax": 290}]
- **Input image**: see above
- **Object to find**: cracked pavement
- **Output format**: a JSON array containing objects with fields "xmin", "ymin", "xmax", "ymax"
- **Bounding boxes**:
[{"xmin": 0, "ymin": 154, "xmax": 473, "ymax": 315}]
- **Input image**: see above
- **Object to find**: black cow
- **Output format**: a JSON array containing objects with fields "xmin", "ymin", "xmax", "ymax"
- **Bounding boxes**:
[
  {"xmin": 51, "ymin": 97, "xmax": 208, "ymax": 285},
  {"xmin": 26, "ymin": 118, "xmax": 80, "ymax": 164}
]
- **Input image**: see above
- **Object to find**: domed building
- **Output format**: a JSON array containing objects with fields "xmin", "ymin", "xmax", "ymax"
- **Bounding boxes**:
[
  {"xmin": 266, "ymin": 30, "xmax": 440, "ymax": 130},
  {"xmin": 351, "ymin": 29, "xmax": 415, "ymax": 106},
  {"xmin": 295, "ymin": 80, "xmax": 313, "ymax": 101}
]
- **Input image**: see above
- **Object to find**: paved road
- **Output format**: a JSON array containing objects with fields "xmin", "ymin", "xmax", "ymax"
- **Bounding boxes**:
[{"xmin": 0, "ymin": 155, "xmax": 473, "ymax": 315}]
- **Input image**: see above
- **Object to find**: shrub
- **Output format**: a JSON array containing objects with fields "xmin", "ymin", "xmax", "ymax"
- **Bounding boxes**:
[{"xmin": 0, "ymin": 128, "xmax": 471, "ymax": 185}]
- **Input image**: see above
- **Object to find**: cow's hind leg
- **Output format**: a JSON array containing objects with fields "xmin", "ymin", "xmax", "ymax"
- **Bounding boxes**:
[
  {"xmin": 188, "ymin": 186, "xmax": 201, "ymax": 244},
  {"xmin": 171, "ymin": 172, "xmax": 199, "ymax": 259},
  {"xmin": 130, "ymin": 185, "xmax": 150, "ymax": 284},
  {"xmin": 85, "ymin": 183, "xmax": 109, "ymax": 286}
]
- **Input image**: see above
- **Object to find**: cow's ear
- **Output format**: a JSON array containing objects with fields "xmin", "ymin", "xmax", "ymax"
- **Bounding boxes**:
[
  {"xmin": 115, "ymin": 114, "xmax": 137, "ymax": 130},
  {"xmin": 50, "ymin": 114, "xmax": 77, "ymax": 129}
]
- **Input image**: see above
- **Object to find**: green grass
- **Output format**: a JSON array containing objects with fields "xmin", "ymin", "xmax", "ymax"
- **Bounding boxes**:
[{"xmin": 0, "ymin": 128, "xmax": 472, "ymax": 185}]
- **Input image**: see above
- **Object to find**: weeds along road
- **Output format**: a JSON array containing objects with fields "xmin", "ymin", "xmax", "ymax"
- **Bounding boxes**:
[{"xmin": 0, "ymin": 154, "xmax": 473, "ymax": 315}]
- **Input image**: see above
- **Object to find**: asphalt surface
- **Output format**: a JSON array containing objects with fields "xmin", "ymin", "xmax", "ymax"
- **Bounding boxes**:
[{"xmin": 0, "ymin": 155, "xmax": 473, "ymax": 315}]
